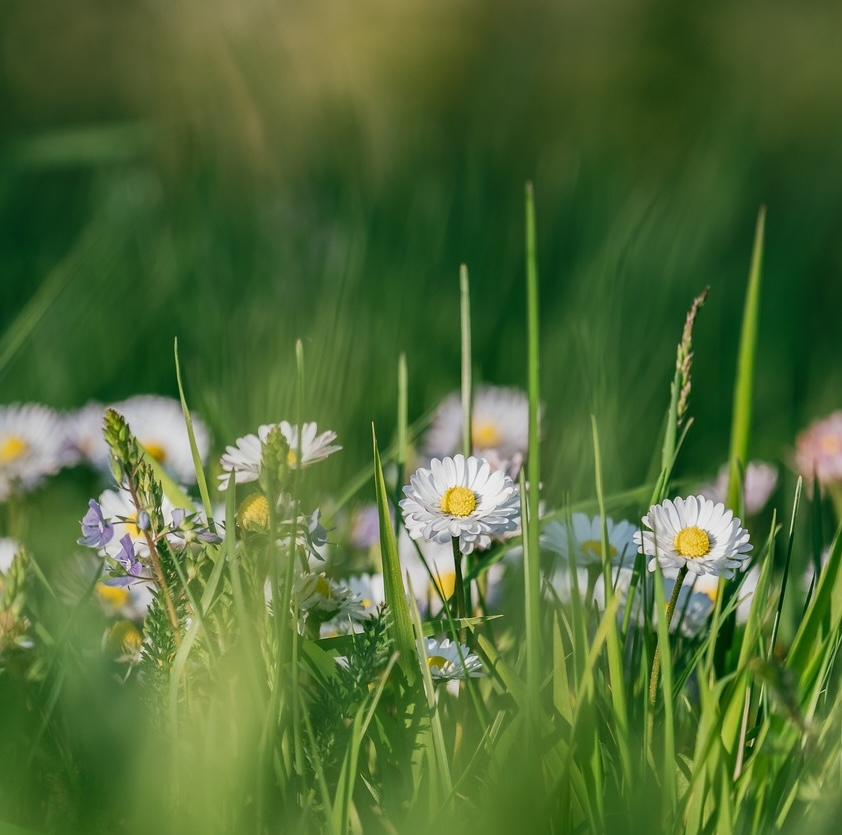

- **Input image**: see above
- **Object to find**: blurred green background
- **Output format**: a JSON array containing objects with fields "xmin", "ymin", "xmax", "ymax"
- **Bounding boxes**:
[{"xmin": 2, "ymin": 0, "xmax": 842, "ymax": 520}]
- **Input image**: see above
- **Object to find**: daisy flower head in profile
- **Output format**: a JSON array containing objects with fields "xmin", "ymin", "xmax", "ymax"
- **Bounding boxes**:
[
  {"xmin": 0, "ymin": 403, "xmax": 72, "ymax": 501},
  {"xmin": 541, "ymin": 514, "xmax": 638, "ymax": 569},
  {"xmin": 423, "ymin": 385, "xmax": 534, "ymax": 476},
  {"xmin": 400, "ymin": 454, "xmax": 520, "ymax": 556},
  {"xmin": 218, "ymin": 421, "xmax": 340, "ymax": 490},
  {"xmin": 634, "ymin": 495, "xmax": 752, "ymax": 579},
  {"xmin": 795, "ymin": 412, "xmax": 842, "ymax": 490},
  {"xmin": 112, "ymin": 395, "xmax": 210, "ymax": 485},
  {"xmin": 420, "ymin": 637, "xmax": 484, "ymax": 681},
  {"xmin": 698, "ymin": 460, "xmax": 778, "ymax": 516}
]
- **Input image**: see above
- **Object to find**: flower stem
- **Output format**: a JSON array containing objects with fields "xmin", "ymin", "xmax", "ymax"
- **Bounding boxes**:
[
  {"xmin": 451, "ymin": 536, "xmax": 467, "ymax": 622},
  {"xmin": 127, "ymin": 480, "xmax": 181, "ymax": 651},
  {"xmin": 648, "ymin": 564, "xmax": 687, "ymax": 714}
]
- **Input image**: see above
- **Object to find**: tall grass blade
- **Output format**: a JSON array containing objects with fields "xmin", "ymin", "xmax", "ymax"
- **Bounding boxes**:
[
  {"xmin": 726, "ymin": 206, "xmax": 765, "ymax": 509},
  {"xmin": 372, "ymin": 425, "xmax": 417, "ymax": 684},
  {"xmin": 174, "ymin": 337, "xmax": 216, "ymax": 528},
  {"xmin": 524, "ymin": 181, "xmax": 542, "ymax": 705}
]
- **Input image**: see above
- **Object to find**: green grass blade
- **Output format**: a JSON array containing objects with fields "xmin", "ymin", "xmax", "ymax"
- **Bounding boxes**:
[
  {"xmin": 726, "ymin": 206, "xmax": 765, "ymax": 509},
  {"xmin": 460, "ymin": 263, "xmax": 472, "ymax": 458},
  {"xmin": 591, "ymin": 416, "xmax": 633, "ymax": 790},
  {"xmin": 524, "ymin": 181, "xmax": 543, "ymax": 706},
  {"xmin": 174, "ymin": 337, "xmax": 217, "ymax": 528},
  {"xmin": 372, "ymin": 425, "xmax": 417, "ymax": 684}
]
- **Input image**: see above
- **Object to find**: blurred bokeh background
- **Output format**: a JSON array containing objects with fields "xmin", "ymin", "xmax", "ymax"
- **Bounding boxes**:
[{"xmin": 2, "ymin": 0, "xmax": 842, "ymax": 537}]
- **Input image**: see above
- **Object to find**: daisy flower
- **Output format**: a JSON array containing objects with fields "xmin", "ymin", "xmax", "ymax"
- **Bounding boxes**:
[
  {"xmin": 218, "ymin": 421, "xmax": 340, "ymax": 490},
  {"xmin": 95, "ymin": 580, "xmax": 154, "ymax": 621},
  {"xmin": 541, "ymin": 514, "xmax": 638, "ymax": 569},
  {"xmin": 291, "ymin": 573, "xmax": 365, "ymax": 624},
  {"xmin": 699, "ymin": 461, "xmax": 778, "ymax": 515},
  {"xmin": 795, "ymin": 412, "xmax": 842, "ymax": 488},
  {"xmin": 346, "ymin": 573, "xmax": 385, "ymax": 617},
  {"xmin": 60, "ymin": 401, "xmax": 108, "ymax": 468},
  {"xmin": 634, "ymin": 495, "xmax": 752, "ymax": 579},
  {"xmin": 420, "ymin": 637, "xmax": 484, "ymax": 680},
  {"xmin": 662, "ymin": 576, "xmax": 715, "ymax": 639},
  {"xmin": 400, "ymin": 454, "xmax": 520, "ymax": 555},
  {"xmin": 0, "ymin": 403, "xmax": 72, "ymax": 501},
  {"xmin": 423, "ymin": 385, "xmax": 534, "ymax": 475},
  {"xmin": 108, "ymin": 395, "xmax": 210, "ymax": 485}
]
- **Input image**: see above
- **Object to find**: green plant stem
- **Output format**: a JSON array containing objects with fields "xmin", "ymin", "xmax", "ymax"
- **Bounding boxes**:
[
  {"xmin": 648, "ymin": 564, "xmax": 687, "ymax": 711},
  {"xmin": 451, "ymin": 536, "xmax": 467, "ymax": 622}
]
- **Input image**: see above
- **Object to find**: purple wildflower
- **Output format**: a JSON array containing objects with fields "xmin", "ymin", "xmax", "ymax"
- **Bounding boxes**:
[
  {"xmin": 168, "ymin": 507, "xmax": 222, "ymax": 545},
  {"xmin": 78, "ymin": 499, "xmax": 115, "ymax": 549},
  {"xmin": 102, "ymin": 534, "xmax": 145, "ymax": 587}
]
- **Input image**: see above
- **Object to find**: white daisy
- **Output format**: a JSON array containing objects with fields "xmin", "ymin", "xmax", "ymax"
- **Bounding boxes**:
[
  {"xmin": 400, "ymin": 454, "xmax": 520, "ymax": 555},
  {"xmin": 218, "ymin": 421, "xmax": 341, "ymax": 490},
  {"xmin": 634, "ymin": 495, "xmax": 752, "ymax": 579},
  {"xmin": 699, "ymin": 461, "xmax": 778, "ymax": 516},
  {"xmin": 60, "ymin": 401, "xmax": 108, "ymax": 468},
  {"xmin": 0, "ymin": 403, "xmax": 72, "ymax": 501},
  {"xmin": 346, "ymin": 573, "xmax": 385, "ymax": 617},
  {"xmin": 107, "ymin": 395, "xmax": 210, "ymax": 485},
  {"xmin": 94, "ymin": 580, "xmax": 154, "ymax": 621},
  {"xmin": 541, "ymin": 514, "xmax": 638, "ymax": 569},
  {"xmin": 662, "ymin": 577, "xmax": 715, "ymax": 639},
  {"xmin": 423, "ymin": 385, "xmax": 534, "ymax": 474},
  {"xmin": 291, "ymin": 573, "xmax": 365, "ymax": 624},
  {"xmin": 420, "ymin": 637, "xmax": 484, "ymax": 680}
]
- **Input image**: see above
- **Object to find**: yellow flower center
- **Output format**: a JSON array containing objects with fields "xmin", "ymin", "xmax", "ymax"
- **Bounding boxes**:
[
  {"xmin": 0, "ymin": 436, "xmax": 29, "ymax": 464},
  {"xmin": 429, "ymin": 570, "xmax": 456, "ymax": 601},
  {"xmin": 820, "ymin": 435, "xmax": 842, "ymax": 455},
  {"xmin": 95, "ymin": 583, "xmax": 130, "ymax": 608},
  {"xmin": 141, "ymin": 441, "xmax": 167, "ymax": 463},
  {"xmin": 287, "ymin": 449, "xmax": 299, "ymax": 467},
  {"xmin": 314, "ymin": 576, "xmax": 333, "ymax": 599},
  {"xmin": 674, "ymin": 526, "xmax": 711, "ymax": 558},
  {"xmin": 440, "ymin": 486, "xmax": 476, "ymax": 517},
  {"xmin": 473, "ymin": 420, "xmax": 502, "ymax": 449},
  {"xmin": 580, "ymin": 540, "xmax": 617, "ymax": 561},
  {"xmin": 124, "ymin": 512, "xmax": 142, "ymax": 539},
  {"xmin": 237, "ymin": 494, "xmax": 270, "ymax": 530},
  {"xmin": 106, "ymin": 619, "xmax": 143, "ymax": 656},
  {"xmin": 427, "ymin": 655, "xmax": 448, "ymax": 670}
]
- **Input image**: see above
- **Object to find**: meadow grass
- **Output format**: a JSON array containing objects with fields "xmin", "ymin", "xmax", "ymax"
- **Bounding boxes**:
[{"xmin": 1, "ymin": 176, "xmax": 841, "ymax": 835}]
